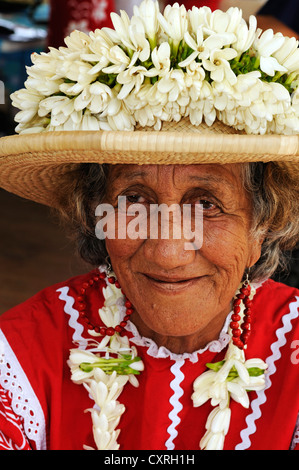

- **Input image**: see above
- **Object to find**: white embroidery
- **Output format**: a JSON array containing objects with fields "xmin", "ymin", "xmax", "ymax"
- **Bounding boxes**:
[
  {"xmin": 235, "ymin": 296, "xmax": 299, "ymax": 450},
  {"xmin": 0, "ymin": 330, "xmax": 47, "ymax": 450},
  {"xmin": 165, "ymin": 360, "xmax": 185, "ymax": 450}
]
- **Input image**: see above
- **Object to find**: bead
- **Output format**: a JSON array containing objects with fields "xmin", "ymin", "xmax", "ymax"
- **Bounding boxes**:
[
  {"xmin": 93, "ymin": 276, "xmax": 100, "ymax": 282},
  {"xmin": 231, "ymin": 314, "xmax": 241, "ymax": 322},
  {"xmin": 233, "ymin": 298, "xmax": 242, "ymax": 306},
  {"xmin": 126, "ymin": 308, "xmax": 134, "ymax": 315},
  {"xmin": 99, "ymin": 272, "xmax": 106, "ymax": 279},
  {"xmin": 100, "ymin": 327, "xmax": 107, "ymax": 336},
  {"xmin": 240, "ymin": 287, "xmax": 250, "ymax": 296},
  {"xmin": 124, "ymin": 315, "xmax": 131, "ymax": 321},
  {"xmin": 80, "ymin": 288, "xmax": 86, "ymax": 294},
  {"xmin": 125, "ymin": 300, "xmax": 132, "ymax": 308},
  {"xmin": 241, "ymin": 322, "xmax": 251, "ymax": 331},
  {"xmin": 232, "ymin": 337, "xmax": 244, "ymax": 349},
  {"xmin": 115, "ymin": 325, "xmax": 123, "ymax": 333},
  {"xmin": 77, "ymin": 296, "xmax": 84, "ymax": 302},
  {"xmin": 115, "ymin": 281, "xmax": 121, "ymax": 289},
  {"xmin": 82, "ymin": 282, "xmax": 89, "ymax": 289},
  {"xmin": 108, "ymin": 277, "xmax": 115, "ymax": 284},
  {"xmin": 233, "ymin": 306, "xmax": 241, "ymax": 314},
  {"xmin": 89, "ymin": 279, "xmax": 94, "ymax": 286},
  {"xmin": 230, "ymin": 321, "xmax": 240, "ymax": 330},
  {"xmin": 244, "ymin": 299, "xmax": 252, "ymax": 308},
  {"xmin": 106, "ymin": 327, "xmax": 115, "ymax": 336},
  {"xmin": 232, "ymin": 329, "xmax": 242, "ymax": 337},
  {"xmin": 237, "ymin": 293, "xmax": 245, "ymax": 299},
  {"xmin": 120, "ymin": 321, "xmax": 127, "ymax": 328}
]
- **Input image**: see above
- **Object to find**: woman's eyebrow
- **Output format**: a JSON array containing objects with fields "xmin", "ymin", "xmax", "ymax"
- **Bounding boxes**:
[
  {"xmin": 110, "ymin": 169, "xmax": 148, "ymax": 184},
  {"xmin": 188, "ymin": 175, "xmax": 236, "ymax": 192}
]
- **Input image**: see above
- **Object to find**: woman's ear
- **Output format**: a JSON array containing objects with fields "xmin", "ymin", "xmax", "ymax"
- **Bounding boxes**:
[{"xmin": 247, "ymin": 235, "xmax": 264, "ymax": 269}]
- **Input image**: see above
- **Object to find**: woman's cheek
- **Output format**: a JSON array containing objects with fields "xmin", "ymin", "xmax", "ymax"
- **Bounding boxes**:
[{"xmin": 201, "ymin": 217, "xmax": 250, "ymax": 269}]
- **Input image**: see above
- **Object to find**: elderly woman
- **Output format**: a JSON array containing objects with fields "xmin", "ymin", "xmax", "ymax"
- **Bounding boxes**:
[{"xmin": 0, "ymin": 1, "xmax": 299, "ymax": 451}]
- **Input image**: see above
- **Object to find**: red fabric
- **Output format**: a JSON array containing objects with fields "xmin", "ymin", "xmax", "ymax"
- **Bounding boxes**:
[
  {"xmin": 166, "ymin": 1, "xmax": 220, "ymax": 10},
  {"xmin": 0, "ymin": 272, "xmax": 298, "ymax": 450},
  {"xmin": 0, "ymin": 389, "xmax": 31, "ymax": 450},
  {"xmin": 48, "ymin": 0, "xmax": 115, "ymax": 48}
]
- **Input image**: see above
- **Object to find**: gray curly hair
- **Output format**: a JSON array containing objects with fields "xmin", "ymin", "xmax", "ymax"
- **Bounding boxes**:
[{"xmin": 57, "ymin": 162, "xmax": 299, "ymax": 284}]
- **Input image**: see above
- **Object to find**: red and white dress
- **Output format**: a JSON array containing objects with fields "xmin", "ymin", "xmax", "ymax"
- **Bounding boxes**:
[{"xmin": 0, "ymin": 270, "xmax": 298, "ymax": 450}]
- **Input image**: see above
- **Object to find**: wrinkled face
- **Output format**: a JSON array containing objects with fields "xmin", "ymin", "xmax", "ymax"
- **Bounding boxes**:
[{"xmin": 103, "ymin": 163, "xmax": 262, "ymax": 345}]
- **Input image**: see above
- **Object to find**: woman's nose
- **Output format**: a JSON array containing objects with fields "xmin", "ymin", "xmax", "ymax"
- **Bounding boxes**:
[{"xmin": 143, "ymin": 236, "xmax": 196, "ymax": 271}]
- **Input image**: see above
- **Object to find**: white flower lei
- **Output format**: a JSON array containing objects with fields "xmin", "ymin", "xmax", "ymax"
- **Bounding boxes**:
[
  {"xmin": 11, "ymin": 0, "xmax": 299, "ymax": 135},
  {"xmin": 68, "ymin": 270, "xmax": 267, "ymax": 451}
]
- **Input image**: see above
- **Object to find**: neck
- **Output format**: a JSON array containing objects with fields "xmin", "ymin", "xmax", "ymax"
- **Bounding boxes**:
[{"xmin": 130, "ymin": 307, "xmax": 231, "ymax": 354}]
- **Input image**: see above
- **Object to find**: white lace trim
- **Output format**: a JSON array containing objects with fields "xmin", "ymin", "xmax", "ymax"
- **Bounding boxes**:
[
  {"xmin": 235, "ymin": 296, "xmax": 299, "ymax": 450},
  {"xmin": 165, "ymin": 360, "xmax": 185, "ymax": 450},
  {"xmin": 0, "ymin": 329, "xmax": 47, "ymax": 450},
  {"xmin": 127, "ymin": 315, "xmax": 231, "ymax": 363},
  {"xmin": 127, "ymin": 280, "xmax": 266, "ymax": 363}
]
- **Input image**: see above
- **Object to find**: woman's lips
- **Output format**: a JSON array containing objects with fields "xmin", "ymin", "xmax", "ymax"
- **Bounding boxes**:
[{"xmin": 141, "ymin": 272, "xmax": 206, "ymax": 292}]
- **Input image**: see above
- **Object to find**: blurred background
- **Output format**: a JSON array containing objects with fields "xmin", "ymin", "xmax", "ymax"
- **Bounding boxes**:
[{"xmin": 0, "ymin": 0, "xmax": 298, "ymax": 314}]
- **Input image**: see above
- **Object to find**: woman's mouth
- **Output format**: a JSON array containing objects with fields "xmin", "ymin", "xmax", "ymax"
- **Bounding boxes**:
[{"xmin": 141, "ymin": 272, "xmax": 205, "ymax": 292}]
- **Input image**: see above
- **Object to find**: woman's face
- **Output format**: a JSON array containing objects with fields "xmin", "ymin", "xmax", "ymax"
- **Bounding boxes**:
[{"xmin": 103, "ymin": 163, "xmax": 262, "ymax": 352}]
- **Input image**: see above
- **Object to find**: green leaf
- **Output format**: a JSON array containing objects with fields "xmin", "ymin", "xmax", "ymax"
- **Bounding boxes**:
[{"xmin": 206, "ymin": 360, "xmax": 225, "ymax": 371}]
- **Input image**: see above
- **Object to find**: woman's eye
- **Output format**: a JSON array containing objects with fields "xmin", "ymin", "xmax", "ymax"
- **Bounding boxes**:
[
  {"xmin": 126, "ymin": 194, "xmax": 146, "ymax": 204},
  {"xmin": 199, "ymin": 199, "xmax": 216, "ymax": 210}
]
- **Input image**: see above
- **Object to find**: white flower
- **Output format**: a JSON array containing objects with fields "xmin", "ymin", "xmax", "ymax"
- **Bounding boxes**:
[
  {"xmin": 181, "ymin": 26, "xmax": 235, "ymax": 68},
  {"xmin": 110, "ymin": 10, "xmax": 151, "ymax": 63},
  {"xmin": 63, "ymin": 29, "xmax": 91, "ymax": 52},
  {"xmin": 151, "ymin": 41, "xmax": 171, "ymax": 75},
  {"xmin": 188, "ymin": 5, "xmax": 212, "ymax": 34},
  {"xmin": 232, "ymin": 14, "xmax": 258, "ymax": 56},
  {"xmin": 192, "ymin": 341, "xmax": 267, "ymax": 450},
  {"xmin": 88, "ymin": 82, "xmax": 112, "ymax": 114},
  {"xmin": 158, "ymin": 2, "xmax": 188, "ymax": 46},
  {"xmin": 203, "ymin": 46, "xmax": 237, "ymax": 83},
  {"xmin": 81, "ymin": 29, "xmax": 114, "ymax": 75},
  {"xmin": 133, "ymin": 0, "xmax": 159, "ymax": 47},
  {"xmin": 273, "ymin": 36, "xmax": 299, "ymax": 74},
  {"xmin": 254, "ymin": 29, "xmax": 287, "ymax": 76},
  {"xmin": 206, "ymin": 8, "xmax": 240, "ymax": 35},
  {"xmin": 200, "ymin": 406, "xmax": 231, "ymax": 450}
]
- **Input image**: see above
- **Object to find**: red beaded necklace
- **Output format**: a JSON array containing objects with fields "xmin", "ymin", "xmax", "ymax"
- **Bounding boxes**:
[
  {"xmin": 76, "ymin": 270, "xmax": 252, "ymax": 350},
  {"xmin": 230, "ymin": 279, "xmax": 252, "ymax": 350},
  {"xmin": 75, "ymin": 270, "xmax": 133, "ymax": 337}
]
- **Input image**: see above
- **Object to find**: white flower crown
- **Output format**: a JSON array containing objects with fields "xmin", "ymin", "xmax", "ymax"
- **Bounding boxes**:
[{"xmin": 11, "ymin": 0, "xmax": 299, "ymax": 135}]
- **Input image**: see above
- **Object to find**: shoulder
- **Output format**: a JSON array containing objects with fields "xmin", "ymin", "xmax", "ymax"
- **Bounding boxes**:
[
  {"xmin": 254, "ymin": 279, "xmax": 299, "ymax": 322},
  {"xmin": 247, "ymin": 279, "xmax": 299, "ymax": 359},
  {"xmin": 0, "ymin": 269, "xmax": 106, "ymax": 368},
  {"xmin": 0, "ymin": 270, "xmax": 96, "ymax": 330}
]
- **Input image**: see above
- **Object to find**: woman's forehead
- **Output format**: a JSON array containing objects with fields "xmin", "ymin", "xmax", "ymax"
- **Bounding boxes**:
[{"xmin": 108, "ymin": 163, "xmax": 243, "ymax": 191}]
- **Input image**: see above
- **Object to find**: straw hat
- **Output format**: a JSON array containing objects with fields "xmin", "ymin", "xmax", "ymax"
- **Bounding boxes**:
[
  {"xmin": 0, "ymin": 1, "xmax": 299, "ymax": 208},
  {"xmin": 0, "ymin": 119, "xmax": 299, "ymax": 208}
]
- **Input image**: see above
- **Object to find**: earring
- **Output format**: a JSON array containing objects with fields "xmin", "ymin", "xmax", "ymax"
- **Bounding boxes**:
[
  {"xmin": 230, "ymin": 271, "xmax": 253, "ymax": 350},
  {"xmin": 105, "ymin": 255, "xmax": 112, "ymax": 276}
]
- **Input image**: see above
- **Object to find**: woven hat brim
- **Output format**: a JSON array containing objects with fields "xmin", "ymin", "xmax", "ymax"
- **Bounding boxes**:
[{"xmin": 0, "ymin": 120, "xmax": 299, "ymax": 207}]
